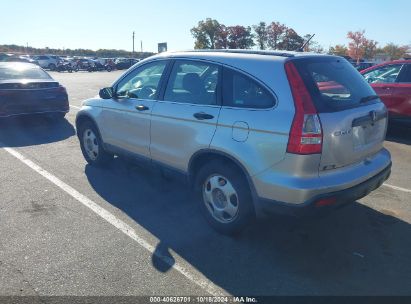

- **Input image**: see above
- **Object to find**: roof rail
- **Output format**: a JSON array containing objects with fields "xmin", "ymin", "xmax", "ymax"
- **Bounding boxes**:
[{"xmin": 182, "ymin": 49, "xmax": 296, "ymax": 58}]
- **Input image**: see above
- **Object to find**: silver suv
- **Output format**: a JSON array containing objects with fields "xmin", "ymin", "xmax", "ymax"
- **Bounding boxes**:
[{"xmin": 76, "ymin": 50, "xmax": 392, "ymax": 234}]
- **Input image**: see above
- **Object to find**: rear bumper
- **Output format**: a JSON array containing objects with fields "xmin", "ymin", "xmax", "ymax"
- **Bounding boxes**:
[
  {"xmin": 0, "ymin": 108, "xmax": 69, "ymax": 118},
  {"xmin": 256, "ymin": 162, "xmax": 391, "ymax": 217}
]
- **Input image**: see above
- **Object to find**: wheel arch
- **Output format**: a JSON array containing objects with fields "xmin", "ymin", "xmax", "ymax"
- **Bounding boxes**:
[
  {"xmin": 188, "ymin": 149, "xmax": 258, "ymax": 203},
  {"xmin": 75, "ymin": 113, "xmax": 102, "ymax": 139}
]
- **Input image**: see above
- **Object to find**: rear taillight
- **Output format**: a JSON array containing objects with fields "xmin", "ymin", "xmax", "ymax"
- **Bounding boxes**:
[
  {"xmin": 285, "ymin": 61, "xmax": 322, "ymax": 154},
  {"xmin": 315, "ymin": 197, "xmax": 337, "ymax": 207}
]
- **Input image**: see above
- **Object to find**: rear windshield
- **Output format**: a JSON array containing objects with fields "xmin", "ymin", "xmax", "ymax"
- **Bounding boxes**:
[
  {"xmin": 0, "ymin": 66, "xmax": 52, "ymax": 80},
  {"xmin": 293, "ymin": 57, "xmax": 377, "ymax": 112}
]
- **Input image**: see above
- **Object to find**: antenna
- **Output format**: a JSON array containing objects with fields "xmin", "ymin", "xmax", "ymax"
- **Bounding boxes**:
[{"xmin": 298, "ymin": 34, "xmax": 315, "ymax": 52}]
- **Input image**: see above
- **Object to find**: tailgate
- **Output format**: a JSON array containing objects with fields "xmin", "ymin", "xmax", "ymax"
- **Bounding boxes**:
[
  {"xmin": 319, "ymin": 103, "xmax": 387, "ymax": 170},
  {"xmin": 292, "ymin": 56, "xmax": 388, "ymax": 171}
]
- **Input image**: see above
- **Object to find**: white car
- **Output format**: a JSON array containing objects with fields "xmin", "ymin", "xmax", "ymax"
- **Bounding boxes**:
[{"xmin": 33, "ymin": 55, "xmax": 60, "ymax": 70}]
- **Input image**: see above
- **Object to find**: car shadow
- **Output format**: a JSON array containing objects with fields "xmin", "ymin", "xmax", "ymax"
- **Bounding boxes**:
[
  {"xmin": 386, "ymin": 119, "xmax": 411, "ymax": 145},
  {"xmin": 0, "ymin": 116, "xmax": 75, "ymax": 147},
  {"xmin": 85, "ymin": 158, "xmax": 411, "ymax": 296}
]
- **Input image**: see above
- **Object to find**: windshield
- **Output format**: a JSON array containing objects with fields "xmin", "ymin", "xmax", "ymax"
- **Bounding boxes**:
[{"xmin": 293, "ymin": 57, "xmax": 377, "ymax": 112}]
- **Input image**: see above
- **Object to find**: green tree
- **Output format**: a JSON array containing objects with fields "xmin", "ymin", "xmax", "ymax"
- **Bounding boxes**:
[
  {"xmin": 191, "ymin": 18, "xmax": 222, "ymax": 49},
  {"xmin": 215, "ymin": 25, "xmax": 229, "ymax": 49},
  {"xmin": 362, "ymin": 39, "xmax": 378, "ymax": 59},
  {"xmin": 227, "ymin": 26, "xmax": 255, "ymax": 49},
  {"xmin": 383, "ymin": 43, "xmax": 409, "ymax": 60},
  {"xmin": 328, "ymin": 44, "xmax": 348, "ymax": 56},
  {"xmin": 267, "ymin": 21, "xmax": 287, "ymax": 50},
  {"xmin": 253, "ymin": 22, "xmax": 268, "ymax": 50},
  {"xmin": 278, "ymin": 28, "xmax": 304, "ymax": 51}
]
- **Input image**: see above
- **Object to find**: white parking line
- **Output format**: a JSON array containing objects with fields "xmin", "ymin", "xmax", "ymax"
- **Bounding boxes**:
[
  {"xmin": 2, "ymin": 146, "xmax": 225, "ymax": 297},
  {"xmin": 383, "ymin": 183, "xmax": 411, "ymax": 194}
]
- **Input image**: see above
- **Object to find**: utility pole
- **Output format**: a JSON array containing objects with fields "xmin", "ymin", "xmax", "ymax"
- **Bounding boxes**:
[
  {"xmin": 132, "ymin": 31, "xmax": 135, "ymax": 57},
  {"xmin": 140, "ymin": 40, "xmax": 143, "ymax": 53}
]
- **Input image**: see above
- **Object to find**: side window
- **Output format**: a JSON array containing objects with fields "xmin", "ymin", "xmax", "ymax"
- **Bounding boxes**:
[
  {"xmin": 164, "ymin": 60, "xmax": 220, "ymax": 105},
  {"xmin": 116, "ymin": 61, "xmax": 167, "ymax": 100},
  {"xmin": 223, "ymin": 68, "xmax": 275, "ymax": 108},
  {"xmin": 398, "ymin": 64, "xmax": 411, "ymax": 83},
  {"xmin": 363, "ymin": 65, "xmax": 403, "ymax": 84}
]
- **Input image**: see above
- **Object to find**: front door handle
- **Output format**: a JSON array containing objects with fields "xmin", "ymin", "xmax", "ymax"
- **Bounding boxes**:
[
  {"xmin": 193, "ymin": 112, "xmax": 214, "ymax": 120},
  {"xmin": 135, "ymin": 105, "xmax": 149, "ymax": 111}
]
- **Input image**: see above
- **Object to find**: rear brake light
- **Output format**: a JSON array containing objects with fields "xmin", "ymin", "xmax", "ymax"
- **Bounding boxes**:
[
  {"xmin": 315, "ymin": 197, "xmax": 337, "ymax": 207},
  {"xmin": 285, "ymin": 61, "xmax": 323, "ymax": 154}
]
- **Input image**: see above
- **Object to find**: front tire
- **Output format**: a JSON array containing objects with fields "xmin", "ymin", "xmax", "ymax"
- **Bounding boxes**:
[
  {"xmin": 195, "ymin": 160, "xmax": 255, "ymax": 235},
  {"xmin": 78, "ymin": 121, "xmax": 113, "ymax": 166}
]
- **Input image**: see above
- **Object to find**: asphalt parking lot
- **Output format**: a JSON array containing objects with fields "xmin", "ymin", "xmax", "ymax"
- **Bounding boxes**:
[{"xmin": 0, "ymin": 70, "xmax": 411, "ymax": 297}]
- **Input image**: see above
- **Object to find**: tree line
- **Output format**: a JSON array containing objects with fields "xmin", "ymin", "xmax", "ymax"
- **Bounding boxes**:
[
  {"xmin": 329, "ymin": 30, "xmax": 409, "ymax": 61},
  {"xmin": 191, "ymin": 18, "xmax": 322, "ymax": 52},
  {"xmin": 0, "ymin": 44, "xmax": 154, "ymax": 59},
  {"xmin": 191, "ymin": 19, "xmax": 409, "ymax": 60}
]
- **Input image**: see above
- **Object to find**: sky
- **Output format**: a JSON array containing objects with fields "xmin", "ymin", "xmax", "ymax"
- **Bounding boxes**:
[{"xmin": 1, "ymin": 0, "xmax": 410, "ymax": 53}]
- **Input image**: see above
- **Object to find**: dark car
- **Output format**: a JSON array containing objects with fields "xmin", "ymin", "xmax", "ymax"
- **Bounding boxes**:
[
  {"xmin": 355, "ymin": 61, "xmax": 374, "ymax": 71},
  {"xmin": 361, "ymin": 60, "xmax": 411, "ymax": 119},
  {"xmin": 115, "ymin": 58, "xmax": 139, "ymax": 70},
  {"xmin": 0, "ymin": 62, "xmax": 69, "ymax": 119},
  {"xmin": 3, "ymin": 55, "xmax": 40, "ymax": 66}
]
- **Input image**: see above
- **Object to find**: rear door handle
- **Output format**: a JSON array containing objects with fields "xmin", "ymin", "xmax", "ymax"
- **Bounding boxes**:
[
  {"xmin": 135, "ymin": 105, "xmax": 149, "ymax": 111},
  {"xmin": 193, "ymin": 112, "xmax": 214, "ymax": 120}
]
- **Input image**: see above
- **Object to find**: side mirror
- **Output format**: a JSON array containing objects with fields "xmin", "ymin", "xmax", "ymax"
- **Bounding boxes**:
[{"xmin": 99, "ymin": 87, "xmax": 114, "ymax": 99}]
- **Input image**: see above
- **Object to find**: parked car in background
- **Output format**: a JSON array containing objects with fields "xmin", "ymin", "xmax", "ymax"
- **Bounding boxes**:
[
  {"xmin": 355, "ymin": 61, "xmax": 374, "ymax": 71},
  {"xmin": 76, "ymin": 50, "xmax": 391, "ymax": 234},
  {"xmin": 32, "ymin": 55, "xmax": 60, "ymax": 70},
  {"xmin": 0, "ymin": 62, "xmax": 69, "ymax": 119},
  {"xmin": 361, "ymin": 60, "xmax": 411, "ymax": 119},
  {"xmin": 0, "ymin": 53, "xmax": 10, "ymax": 61},
  {"xmin": 115, "ymin": 58, "xmax": 139, "ymax": 70},
  {"xmin": 56, "ymin": 59, "xmax": 75, "ymax": 73},
  {"xmin": 2, "ymin": 54, "xmax": 39, "ymax": 65},
  {"xmin": 75, "ymin": 58, "xmax": 95, "ymax": 72}
]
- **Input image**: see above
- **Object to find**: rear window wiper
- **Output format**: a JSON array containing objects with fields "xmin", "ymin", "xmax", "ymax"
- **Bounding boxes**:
[{"xmin": 360, "ymin": 95, "xmax": 380, "ymax": 103}]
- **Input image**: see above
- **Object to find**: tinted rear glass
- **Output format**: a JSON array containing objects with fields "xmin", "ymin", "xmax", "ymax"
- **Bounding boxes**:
[
  {"xmin": 0, "ymin": 66, "xmax": 52, "ymax": 80},
  {"xmin": 222, "ymin": 68, "xmax": 275, "ymax": 108},
  {"xmin": 293, "ymin": 57, "xmax": 376, "ymax": 112}
]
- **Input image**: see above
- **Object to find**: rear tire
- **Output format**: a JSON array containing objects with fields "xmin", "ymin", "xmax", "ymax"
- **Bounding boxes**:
[
  {"xmin": 78, "ymin": 120, "xmax": 113, "ymax": 166},
  {"xmin": 195, "ymin": 160, "xmax": 255, "ymax": 235}
]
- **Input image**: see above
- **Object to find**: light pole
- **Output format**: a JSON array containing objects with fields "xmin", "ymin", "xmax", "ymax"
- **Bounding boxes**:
[{"xmin": 132, "ymin": 31, "xmax": 135, "ymax": 57}]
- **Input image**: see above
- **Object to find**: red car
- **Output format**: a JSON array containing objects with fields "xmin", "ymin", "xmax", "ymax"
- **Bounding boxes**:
[{"xmin": 361, "ymin": 60, "xmax": 411, "ymax": 119}]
